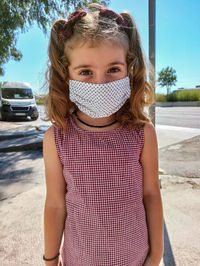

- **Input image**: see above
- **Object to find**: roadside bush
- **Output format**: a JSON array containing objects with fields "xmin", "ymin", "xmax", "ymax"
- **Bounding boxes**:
[
  {"xmin": 156, "ymin": 94, "xmax": 167, "ymax": 102},
  {"xmin": 174, "ymin": 90, "xmax": 200, "ymax": 101},
  {"xmin": 36, "ymin": 100, "xmax": 44, "ymax": 105},
  {"xmin": 36, "ymin": 95, "xmax": 46, "ymax": 105},
  {"xmin": 156, "ymin": 90, "xmax": 200, "ymax": 102},
  {"xmin": 166, "ymin": 93, "xmax": 177, "ymax": 102}
]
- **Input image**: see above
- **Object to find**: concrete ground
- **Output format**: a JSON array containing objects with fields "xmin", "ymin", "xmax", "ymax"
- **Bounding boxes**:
[{"xmin": 0, "ymin": 114, "xmax": 200, "ymax": 265}]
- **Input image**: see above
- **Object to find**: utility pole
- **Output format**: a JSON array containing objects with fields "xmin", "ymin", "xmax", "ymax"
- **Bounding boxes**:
[
  {"xmin": 149, "ymin": 0, "xmax": 156, "ymax": 126},
  {"xmin": 149, "ymin": 0, "xmax": 163, "ymax": 186}
]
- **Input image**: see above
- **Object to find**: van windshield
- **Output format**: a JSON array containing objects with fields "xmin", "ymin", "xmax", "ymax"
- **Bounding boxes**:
[{"xmin": 2, "ymin": 88, "xmax": 33, "ymax": 99}]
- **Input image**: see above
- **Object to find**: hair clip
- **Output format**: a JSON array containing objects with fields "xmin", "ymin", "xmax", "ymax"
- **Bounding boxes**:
[
  {"xmin": 58, "ymin": 10, "xmax": 87, "ymax": 41},
  {"xmin": 99, "ymin": 8, "xmax": 126, "ymax": 26}
]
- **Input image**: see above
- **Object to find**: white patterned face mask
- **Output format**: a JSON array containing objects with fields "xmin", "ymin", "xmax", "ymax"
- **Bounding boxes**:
[{"xmin": 69, "ymin": 76, "xmax": 131, "ymax": 118}]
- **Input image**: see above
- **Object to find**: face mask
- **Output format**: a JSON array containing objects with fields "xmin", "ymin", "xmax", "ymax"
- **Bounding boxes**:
[{"xmin": 69, "ymin": 76, "xmax": 131, "ymax": 118}]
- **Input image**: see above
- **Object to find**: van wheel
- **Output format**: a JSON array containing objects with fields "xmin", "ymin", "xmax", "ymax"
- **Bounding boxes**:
[
  {"xmin": 31, "ymin": 116, "xmax": 38, "ymax": 121},
  {"xmin": 0, "ymin": 111, "xmax": 7, "ymax": 121}
]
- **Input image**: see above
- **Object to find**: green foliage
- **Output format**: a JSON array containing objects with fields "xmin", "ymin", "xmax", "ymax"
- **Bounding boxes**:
[
  {"xmin": 156, "ymin": 90, "xmax": 200, "ymax": 102},
  {"xmin": 166, "ymin": 93, "xmax": 177, "ymax": 102},
  {"xmin": 36, "ymin": 94, "xmax": 46, "ymax": 104},
  {"xmin": 0, "ymin": 0, "xmax": 109, "ymax": 75},
  {"xmin": 157, "ymin": 66, "xmax": 177, "ymax": 95},
  {"xmin": 155, "ymin": 94, "xmax": 167, "ymax": 102},
  {"xmin": 173, "ymin": 89, "xmax": 200, "ymax": 101},
  {"xmin": 36, "ymin": 100, "xmax": 45, "ymax": 105}
]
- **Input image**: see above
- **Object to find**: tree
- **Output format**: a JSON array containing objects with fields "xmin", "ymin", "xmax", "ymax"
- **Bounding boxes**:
[
  {"xmin": 157, "ymin": 66, "xmax": 177, "ymax": 95},
  {"xmin": 0, "ymin": 0, "xmax": 108, "ymax": 76}
]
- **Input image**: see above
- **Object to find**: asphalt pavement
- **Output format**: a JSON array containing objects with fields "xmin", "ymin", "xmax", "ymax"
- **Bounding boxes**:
[{"xmin": 0, "ymin": 111, "xmax": 200, "ymax": 266}]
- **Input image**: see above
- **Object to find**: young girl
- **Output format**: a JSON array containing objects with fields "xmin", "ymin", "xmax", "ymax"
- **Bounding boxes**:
[{"xmin": 43, "ymin": 3, "xmax": 164, "ymax": 266}]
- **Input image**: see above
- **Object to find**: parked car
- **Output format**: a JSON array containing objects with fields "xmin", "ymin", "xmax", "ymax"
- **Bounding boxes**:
[{"xmin": 0, "ymin": 81, "xmax": 39, "ymax": 121}]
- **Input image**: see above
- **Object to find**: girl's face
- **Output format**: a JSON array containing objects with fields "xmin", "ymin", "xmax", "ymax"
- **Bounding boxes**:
[{"xmin": 67, "ymin": 41, "xmax": 127, "ymax": 84}]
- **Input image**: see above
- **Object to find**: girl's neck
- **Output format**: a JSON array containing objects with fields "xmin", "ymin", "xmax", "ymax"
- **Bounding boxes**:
[{"xmin": 73, "ymin": 109, "xmax": 121, "ymax": 132}]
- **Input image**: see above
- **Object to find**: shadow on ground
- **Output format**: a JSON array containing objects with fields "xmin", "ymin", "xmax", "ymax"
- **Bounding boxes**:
[{"xmin": 0, "ymin": 150, "xmax": 44, "ymax": 201}]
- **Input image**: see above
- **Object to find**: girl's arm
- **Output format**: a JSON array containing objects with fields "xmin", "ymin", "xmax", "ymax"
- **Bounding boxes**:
[
  {"xmin": 43, "ymin": 126, "xmax": 67, "ymax": 265},
  {"xmin": 140, "ymin": 122, "xmax": 164, "ymax": 266}
]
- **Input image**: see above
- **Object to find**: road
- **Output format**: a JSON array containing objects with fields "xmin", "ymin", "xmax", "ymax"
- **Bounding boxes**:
[
  {"xmin": 1, "ymin": 105, "xmax": 200, "ymax": 130},
  {"xmin": 156, "ymin": 106, "xmax": 200, "ymax": 128}
]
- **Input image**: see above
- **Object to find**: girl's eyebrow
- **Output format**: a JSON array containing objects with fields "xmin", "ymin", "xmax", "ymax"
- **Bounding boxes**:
[
  {"xmin": 73, "ymin": 64, "xmax": 92, "ymax": 70},
  {"xmin": 73, "ymin": 61, "xmax": 125, "ymax": 70},
  {"xmin": 108, "ymin": 61, "xmax": 125, "ymax": 66}
]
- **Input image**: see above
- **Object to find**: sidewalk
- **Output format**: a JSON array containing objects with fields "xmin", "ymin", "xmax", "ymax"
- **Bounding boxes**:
[
  {"xmin": 0, "ymin": 122, "xmax": 200, "ymax": 265},
  {"xmin": 0, "ymin": 124, "xmax": 48, "ymax": 152}
]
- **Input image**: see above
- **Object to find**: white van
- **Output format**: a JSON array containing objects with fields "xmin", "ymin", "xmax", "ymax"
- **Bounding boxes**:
[{"xmin": 0, "ymin": 81, "xmax": 39, "ymax": 121}]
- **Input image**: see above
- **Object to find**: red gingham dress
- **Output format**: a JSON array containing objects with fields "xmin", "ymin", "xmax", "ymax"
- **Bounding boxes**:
[{"xmin": 53, "ymin": 115, "xmax": 150, "ymax": 266}]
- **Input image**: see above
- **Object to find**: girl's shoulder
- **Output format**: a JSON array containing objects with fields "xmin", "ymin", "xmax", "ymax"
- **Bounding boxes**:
[
  {"xmin": 43, "ymin": 125, "xmax": 66, "ymax": 166},
  {"xmin": 43, "ymin": 125, "xmax": 55, "ymax": 143},
  {"xmin": 135, "ymin": 121, "xmax": 157, "ymax": 154},
  {"xmin": 143, "ymin": 121, "xmax": 157, "ymax": 140},
  {"xmin": 43, "ymin": 125, "xmax": 63, "ymax": 149},
  {"xmin": 43, "ymin": 126, "xmax": 60, "ymax": 161},
  {"xmin": 43, "ymin": 126, "xmax": 59, "ymax": 155},
  {"xmin": 140, "ymin": 121, "xmax": 158, "ymax": 158}
]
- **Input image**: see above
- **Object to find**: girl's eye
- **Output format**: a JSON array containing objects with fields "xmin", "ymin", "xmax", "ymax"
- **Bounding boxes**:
[
  {"xmin": 79, "ymin": 70, "xmax": 92, "ymax": 76},
  {"xmin": 108, "ymin": 67, "xmax": 121, "ymax": 73}
]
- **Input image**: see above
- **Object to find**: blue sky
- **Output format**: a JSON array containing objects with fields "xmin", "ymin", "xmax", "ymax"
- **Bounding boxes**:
[{"xmin": 1, "ymin": 0, "xmax": 200, "ymax": 94}]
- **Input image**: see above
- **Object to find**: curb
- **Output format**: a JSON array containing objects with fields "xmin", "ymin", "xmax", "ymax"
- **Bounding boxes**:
[
  {"xmin": 0, "ymin": 133, "xmax": 42, "ymax": 141},
  {"xmin": 0, "ymin": 125, "xmax": 47, "ymax": 152},
  {"xmin": 0, "ymin": 132, "xmax": 44, "ymax": 152},
  {"xmin": 0, "ymin": 141, "xmax": 43, "ymax": 152},
  {"xmin": 156, "ymin": 101, "xmax": 200, "ymax": 107}
]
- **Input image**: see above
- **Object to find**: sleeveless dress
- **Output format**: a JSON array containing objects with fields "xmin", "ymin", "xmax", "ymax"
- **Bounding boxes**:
[{"xmin": 53, "ymin": 115, "xmax": 150, "ymax": 266}]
